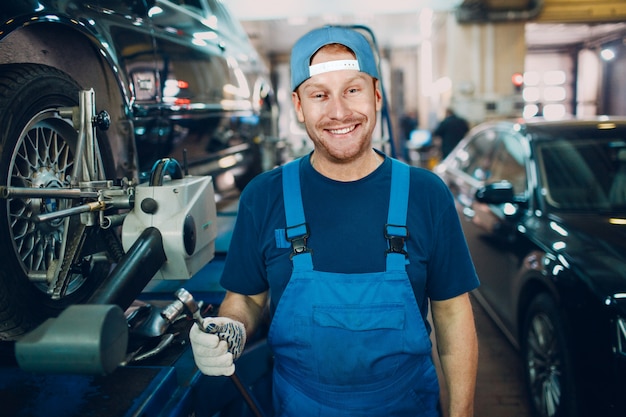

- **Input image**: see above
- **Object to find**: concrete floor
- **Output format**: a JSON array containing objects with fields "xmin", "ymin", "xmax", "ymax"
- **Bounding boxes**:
[
  {"xmin": 435, "ymin": 295, "xmax": 533, "ymax": 417},
  {"xmin": 471, "ymin": 295, "xmax": 532, "ymax": 417}
]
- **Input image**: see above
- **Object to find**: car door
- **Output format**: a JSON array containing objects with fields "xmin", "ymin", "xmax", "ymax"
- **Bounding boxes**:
[
  {"xmin": 132, "ymin": 0, "xmax": 229, "ymax": 170},
  {"xmin": 141, "ymin": 0, "xmax": 273, "ymax": 189},
  {"xmin": 448, "ymin": 128, "xmax": 528, "ymax": 334},
  {"xmin": 85, "ymin": 1, "xmax": 160, "ymax": 115}
]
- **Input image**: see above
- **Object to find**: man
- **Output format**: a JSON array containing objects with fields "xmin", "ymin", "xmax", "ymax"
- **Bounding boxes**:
[
  {"xmin": 190, "ymin": 26, "xmax": 479, "ymax": 417},
  {"xmin": 433, "ymin": 108, "xmax": 470, "ymax": 159}
]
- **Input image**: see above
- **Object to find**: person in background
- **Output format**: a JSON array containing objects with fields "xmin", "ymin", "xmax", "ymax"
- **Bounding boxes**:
[
  {"xmin": 400, "ymin": 109, "xmax": 418, "ymax": 161},
  {"xmin": 433, "ymin": 108, "xmax": 470, "ymax": 159},
  {"xmin": 189, "ymin": 25, "xmax": 479, "ymax": 417}
]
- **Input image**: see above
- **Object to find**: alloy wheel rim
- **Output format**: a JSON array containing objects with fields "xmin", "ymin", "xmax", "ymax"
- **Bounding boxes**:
[{"xmin": 526, "ymin": 312, "xmax": 562, "ymax": 417}]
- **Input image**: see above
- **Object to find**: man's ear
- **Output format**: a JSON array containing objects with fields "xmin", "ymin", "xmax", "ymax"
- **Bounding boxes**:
[
  {"xmin": 374, "ymin": 80, "xmax": 383, "ymax": 112},
  {"xmin": 292, "ymin": 91, "xmax": 305, "ymax": 123}
]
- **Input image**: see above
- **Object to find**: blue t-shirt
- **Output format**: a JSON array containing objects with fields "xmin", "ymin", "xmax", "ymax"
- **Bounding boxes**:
[{"xmin": 220, "ymin": 153, "xmax": 479, "ymax": 323}]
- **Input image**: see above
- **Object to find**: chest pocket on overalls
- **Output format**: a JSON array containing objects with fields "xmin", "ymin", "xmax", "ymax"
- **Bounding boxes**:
[{"xmin": 311, "ymin": 299, "xmax": 406, "ymax": 384}]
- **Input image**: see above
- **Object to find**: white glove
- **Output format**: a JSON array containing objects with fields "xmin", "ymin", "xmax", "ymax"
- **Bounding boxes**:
[{"xmin": 189, "ymin": 317, "xmax": 246, "ymax": 376}]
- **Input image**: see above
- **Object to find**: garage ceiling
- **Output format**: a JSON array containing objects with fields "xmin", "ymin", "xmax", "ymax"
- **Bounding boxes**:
[
  {"xmin": 227, "ymin": 0, "xmax": 626, "ymax": 55},
  {"xmin": 227, "ymin": 0, "xmax": 462, "ymax": 20},
  {"xmin": 227, "ymin": 0, "xmax": 462, "ymax": 54}
]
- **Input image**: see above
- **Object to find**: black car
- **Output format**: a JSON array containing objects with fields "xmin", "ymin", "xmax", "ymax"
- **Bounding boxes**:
[
  {"xmin": 434, "ymin": 118, "xmax": 626, "ymax": 417},
  {"xmin": 0, "ymin": 0, "xmax": 276, "ymax": 339}
]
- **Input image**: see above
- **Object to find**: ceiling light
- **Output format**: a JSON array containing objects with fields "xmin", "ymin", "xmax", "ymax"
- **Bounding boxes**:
[{"xmin": 601, "ymin": 48, "xmax": 616, "ymax": 61}]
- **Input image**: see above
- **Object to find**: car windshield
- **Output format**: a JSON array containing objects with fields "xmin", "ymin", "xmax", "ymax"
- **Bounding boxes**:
[{"xmin": 537, "ymin": 136, "xmax": 626, "ymax": 212}]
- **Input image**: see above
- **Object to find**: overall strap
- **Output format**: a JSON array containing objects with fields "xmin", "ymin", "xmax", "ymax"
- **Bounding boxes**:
[
  {"xmin": 385, "ymin": 159, "xmax": 410, "ymax": 271},
  {"xmin": 282, "ymin": 158, "xmax": 313, "ymax": 270}
]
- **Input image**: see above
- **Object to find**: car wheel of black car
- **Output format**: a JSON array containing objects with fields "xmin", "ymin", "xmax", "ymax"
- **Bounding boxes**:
[
  {"xmin": 522, "ymin": 293, "xmax": 578, "ymax": 417},
  {"xmin": 0, "ymin": 64, "xmax": 122, "ymax": 340}
]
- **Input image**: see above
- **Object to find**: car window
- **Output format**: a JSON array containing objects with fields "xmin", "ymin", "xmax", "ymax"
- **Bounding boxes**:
[
  {"xmin": 537, "ymin": 138, "xmax": 624, "ymax": 210},
  {"xmin": 611, "ymin": 148, "xmax": 626, "ymax": 207},
  {"xmin": 457, "ymin": 130, "xmax": 498, "ymax": 181},
  {"xmin": 209, "ymin": 0, "xmax": 253, "ymax": 43},
  {"xmin": 168, "ymin": 0, "xmax": 204, "ymax": 15},
  {"xmin": 154, "ymin": 0, "xmax": 210, "ymax": 32},
  {"xmin": 487, "ymin": 132, "xmax": 527, "ymax": 195}
]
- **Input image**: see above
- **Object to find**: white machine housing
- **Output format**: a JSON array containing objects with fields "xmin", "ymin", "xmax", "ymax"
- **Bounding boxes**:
[{"xmin": 122, "ymin": 175, "xmax": 217, "ymax": 280}]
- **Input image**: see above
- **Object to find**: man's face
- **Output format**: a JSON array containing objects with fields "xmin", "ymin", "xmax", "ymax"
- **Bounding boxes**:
[{"xmin": 292, "ymin": 46, "xmax": 382, "ymax": 163}]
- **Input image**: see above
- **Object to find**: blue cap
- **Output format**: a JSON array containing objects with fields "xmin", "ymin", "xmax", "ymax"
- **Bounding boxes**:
[{"xmin": 290, "ymin": 26, "xmax": 379, "ymax": 91}]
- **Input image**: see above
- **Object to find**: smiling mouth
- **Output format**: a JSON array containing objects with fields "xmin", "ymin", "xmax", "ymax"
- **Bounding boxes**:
[{"xmin": 327, "ymin": 125, "xmax": 356, "ymax": 135}]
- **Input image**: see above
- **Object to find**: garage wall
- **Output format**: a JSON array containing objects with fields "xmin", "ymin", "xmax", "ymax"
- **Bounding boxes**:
[
  {"xmin": 576, "ymin": 49, "xmax": 601, "ymax": 116},
  {"xmin": 601, "ymin": 40, "xmax": 626, "ymax": 115},
  {"xmin": 524, "ymin": 52, "xmax": 575, "ymax": 118}
]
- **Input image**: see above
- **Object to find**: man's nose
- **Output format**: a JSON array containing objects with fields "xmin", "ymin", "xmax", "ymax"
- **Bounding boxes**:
[{"xmin": 327, "ymin": 96, "xmax": 352, "ymax": 119}]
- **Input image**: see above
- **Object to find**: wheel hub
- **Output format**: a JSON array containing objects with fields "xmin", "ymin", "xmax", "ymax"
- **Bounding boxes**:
[{"xmin": 30, "ymin": 169, "xmax": 70, "ymax": 232}]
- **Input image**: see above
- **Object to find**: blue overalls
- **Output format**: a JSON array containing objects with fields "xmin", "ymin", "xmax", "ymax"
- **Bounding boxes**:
[{"xmin": 267, "ymin": 158, "xmax": 441, "ymax": 416}]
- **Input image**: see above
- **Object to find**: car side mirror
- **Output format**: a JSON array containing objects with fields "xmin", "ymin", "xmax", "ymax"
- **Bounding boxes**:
[{"xmin": 475, "ymin": 181, "xmax": 515, "ymax": 204}]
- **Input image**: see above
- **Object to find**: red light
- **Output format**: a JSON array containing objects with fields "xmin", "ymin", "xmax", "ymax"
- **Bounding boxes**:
[
  {"xmin": 177, "ymin": 80, "xmax": 189, "ymax": 89},
  {"xmin": 511, "ymin": 73, "xmax": 524, "ymax": 87}
]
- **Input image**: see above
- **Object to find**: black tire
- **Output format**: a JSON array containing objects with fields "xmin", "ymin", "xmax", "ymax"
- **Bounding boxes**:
[
  {"xmin": 521, "ymin": 293, "xmax": 579, "ymax": 417},
  {"xmin": 0, "ymin": 64, "xmax": 121, "ymax": 340}
]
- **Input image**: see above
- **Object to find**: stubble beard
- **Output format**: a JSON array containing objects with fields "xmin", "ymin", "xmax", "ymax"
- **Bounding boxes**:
[{"xmin": 307, "ymin": 118, "xmax": 373, "ymax": 164}]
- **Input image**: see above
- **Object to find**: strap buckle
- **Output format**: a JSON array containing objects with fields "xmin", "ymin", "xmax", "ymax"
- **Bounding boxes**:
[
  {"xmin": 286, "ymin": 222, "xmax": 311, "ymax": 259},
  {"xmin": 385, "ymin": 224, "xmax": 408, "ymax": 256}
]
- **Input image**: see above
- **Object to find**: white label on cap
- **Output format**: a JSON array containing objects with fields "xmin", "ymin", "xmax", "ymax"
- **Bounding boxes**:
[{"xmin": 309, "ymin": 60, "xmax": 360, "ymax": 77}]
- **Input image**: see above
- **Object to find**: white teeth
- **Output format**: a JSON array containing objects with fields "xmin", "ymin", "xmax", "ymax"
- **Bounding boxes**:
[{"xmin": 329, "ymin": 126, "xmax": 355, "ymax": 135}]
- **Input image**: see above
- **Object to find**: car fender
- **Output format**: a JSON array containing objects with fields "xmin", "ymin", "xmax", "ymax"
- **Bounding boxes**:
[
  {"xmin": 511, "ymin": 249, "xmax": 558, "ymax": 341},
  {"xmin": 0, "ymin": 7, "xmax": 140, "ymax": 179}
]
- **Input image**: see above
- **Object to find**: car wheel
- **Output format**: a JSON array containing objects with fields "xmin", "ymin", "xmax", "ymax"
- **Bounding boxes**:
[
  {"xmin": 522, "ymin": 293, "xmax": 578, "ymax": 417},
  {"xmin": 0, "ymin": 64, "xmax": 122, "ymax": 340}
]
